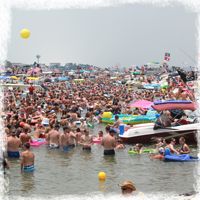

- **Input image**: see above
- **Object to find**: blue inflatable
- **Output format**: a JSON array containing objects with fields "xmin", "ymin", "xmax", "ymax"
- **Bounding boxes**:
[{"xmin": 164, "ymin": 154, "xmax": 199, "ymax": 162}]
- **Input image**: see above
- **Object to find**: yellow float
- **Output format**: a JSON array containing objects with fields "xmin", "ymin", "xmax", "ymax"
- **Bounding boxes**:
[
  {"xmin": 20, "ymin": 28, "xmax": 31, "ymax": 39},
  {"xmin": 102, "ymin": 112, "xmax": 112, "ymax": 119},
  {"xmin": 98, "ymin": 172, "xmax": 106, "ymax": 181}
]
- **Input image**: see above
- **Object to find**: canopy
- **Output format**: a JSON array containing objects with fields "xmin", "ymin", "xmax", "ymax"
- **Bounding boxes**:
[{"xmin": 129, "ymin": 100, "xmax": 153, "ymax": 109}]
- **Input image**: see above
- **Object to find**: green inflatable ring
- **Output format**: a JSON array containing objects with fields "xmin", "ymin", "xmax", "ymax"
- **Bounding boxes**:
[{"xmin": 128, "ymin": 148, "xmax": 156, "ymax": 154}]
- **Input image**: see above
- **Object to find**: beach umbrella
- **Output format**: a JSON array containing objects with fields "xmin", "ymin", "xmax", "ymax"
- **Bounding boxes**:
[{"xmin": 129, "ymin": 100, "xmax": 153, "ymax": 109}]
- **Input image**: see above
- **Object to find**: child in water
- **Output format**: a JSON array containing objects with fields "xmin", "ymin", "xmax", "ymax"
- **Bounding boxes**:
[
  {"xmin": 130, "ymin": 143, "xmax": 143, "ymax": 154},
  {"xmin": 115, "ymin": 139, "xmax": 125, "ymax": 149},
  {"xmin": 150, "ymin": 147, "xmax": 165, "ymax": 160}
]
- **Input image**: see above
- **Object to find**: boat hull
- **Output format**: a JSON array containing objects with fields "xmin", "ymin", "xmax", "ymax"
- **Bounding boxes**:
[{"xmin": 119, "ymin": 123, "xmax": 198, "ymax": 145}]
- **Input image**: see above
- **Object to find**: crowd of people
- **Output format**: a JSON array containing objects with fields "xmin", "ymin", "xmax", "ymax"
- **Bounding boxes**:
[{"xmin": 1, "ymin": 65, "xmax": 197, "ymax": 196}]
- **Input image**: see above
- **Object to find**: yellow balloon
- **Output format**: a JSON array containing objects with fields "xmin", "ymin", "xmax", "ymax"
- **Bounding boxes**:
[
  {"xmin": 98, "ymin": 172, "xmax": 106, "ymax": 181},
  {"xmin": 20, "ymin": 28, "xmax": 31, "ymax": 39},
  {"xmin": 102, "ymin": 112, "xmax": 112, "ymax": 119}
]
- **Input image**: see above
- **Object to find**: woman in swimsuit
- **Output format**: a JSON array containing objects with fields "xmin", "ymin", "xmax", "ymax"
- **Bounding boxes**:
[
  {"xmin": 164, "ymin": 138, "xmax": 179, "ymax": 155},
  {"xmin": 178, "ymin": 137, "xmax": 190, "ymax": 154}
]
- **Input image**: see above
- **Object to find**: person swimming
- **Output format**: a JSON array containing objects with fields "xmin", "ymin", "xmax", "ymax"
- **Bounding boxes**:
[
  {"xmin": 130, "ymin": 143, "xmax": 143, "ymax": 154},
  {"xmin": 119, "ymin": 180, "xmax": 136, "ymax": 195},
  {"xmin": 178, "ymin": 137, "xmax": 190, "ymax": 154},
  {"xmin": 150, "ymin": 147, "xmax": 165, "ymax": 160},
  {"xmin": 164, "ymin": 138, "xmax": 179, "ymax": 156}
]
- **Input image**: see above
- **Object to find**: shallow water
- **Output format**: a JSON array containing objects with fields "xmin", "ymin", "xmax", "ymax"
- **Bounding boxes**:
[{"xmin": 4, "ymin": 124, "xmax": 198, "ymax": 197}]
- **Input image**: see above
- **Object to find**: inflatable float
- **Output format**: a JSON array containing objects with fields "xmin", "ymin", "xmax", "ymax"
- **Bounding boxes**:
[
  {"xmin": 92, "ymin": 138, "xmax": 102, "ymax": 144},
  {"xmin": 128, "ymin": 148, "xmax": 156, "ymax": 154},
  {"xmin": 152, "ymin": 100, "xmax": 197, "ymax": 111},
  {"xmin": 164, "ymin": 154, "xmax": 199, "ymax": 162},
  {"xmin": 30, "ymin": 138, "xmax": 46, "ymax": 147},
  {"xmin": 87, "ymin": 122, "xmax": 94, "ymax": 129},
  {"xmin": 101, "ymin": 112, "xmax": 157, "ymax": 125}
]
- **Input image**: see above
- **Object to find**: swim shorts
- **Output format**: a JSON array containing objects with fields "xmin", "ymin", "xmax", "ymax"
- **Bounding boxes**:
[
  {"xmin": 23, "ymin": 165, "xmax": 35, "ymax": 172},
  {"xmin": 49, "ymin": 143, "xmax": 59, "ymax": 149},
  {"xmin": 104, "ymin": 149, "xmax": 115, "ymax": 156},
  {"xmin": 63, "ymin": 144, "xmax": 75, "ymax": 152},
  {"xmin": 82, "ymin": 146, "xmax": 91, "ymax": 151},
  {"xmin": 7, "ymin": 151, "xmax": 20, "ymax": 158}
]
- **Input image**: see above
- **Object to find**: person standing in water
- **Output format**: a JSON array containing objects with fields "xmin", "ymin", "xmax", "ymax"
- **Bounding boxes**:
[
  {"xmin": 101, "ymin": 129, "xmax": 116, "ymax": 155},
  {"xmin": 7, "ymin": 131, "xmax": 21, "ymax": 158},
  {"xmin": 47, "ymin": 124, "xmax": 60, "ymax": 148},
  {"xmin": 21, "ymin": 142, "xmax": 35, "ymax": 173},
  {"xmin": 79, "ymin": 129, "xmax": 93, "ymax": 151}
]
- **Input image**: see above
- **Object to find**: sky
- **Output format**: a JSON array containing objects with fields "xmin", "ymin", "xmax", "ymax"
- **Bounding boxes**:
[{"xmin": 7, "ymin": 4, "xmax": 198, "ymax": 68}]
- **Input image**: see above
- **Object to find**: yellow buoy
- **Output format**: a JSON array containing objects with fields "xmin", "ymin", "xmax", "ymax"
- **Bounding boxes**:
[
  {"xmin": 20, "ymin": 28, "xmax": 31, "ymax": 39},
  {"xmin": 98, "ymin": 172, "xmax": 106, "ymax": 181}
]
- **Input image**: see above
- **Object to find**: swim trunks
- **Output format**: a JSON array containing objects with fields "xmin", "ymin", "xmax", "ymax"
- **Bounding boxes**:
[
  {"xmin": 82, "ymin": 147, "xmax": 91, "ymax": 151},
  {"xmin": 23, "ymin": 165, "xmax": 35, "ymax": 172},
  {"xmin": 104, "ymin": 149, "xmax": 115, "ymax": 155},
  {"xmin": 63, "ymin": 144, "xmax": 75, "ymax": 152},
  {"xmin": 7, "ymin": 151, "xmax": 20, "ymax": 158},
  {"xmin": 49, "ymin": 143, "xmax": 59, "ymax": 149}
]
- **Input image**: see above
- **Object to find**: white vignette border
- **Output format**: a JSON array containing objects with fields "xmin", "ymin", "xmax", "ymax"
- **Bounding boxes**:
[{"xmin": 0, "ymin": 0, "xmax": 200, "ymax": 200}]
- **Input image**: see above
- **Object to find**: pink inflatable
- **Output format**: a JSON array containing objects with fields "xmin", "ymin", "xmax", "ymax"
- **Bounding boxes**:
[
  {"xmin": 30, "ymin": 139, "xmax": 46, "ymax": 147},
  {"xmin": 92, "ymin": 138, "xmax": 102, "ymax": 144}
]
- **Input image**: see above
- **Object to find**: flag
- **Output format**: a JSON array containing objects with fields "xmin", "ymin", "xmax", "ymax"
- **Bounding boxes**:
[{"xmin": 164, "ymin": 52, "xmax": 170, "ymax": 61}]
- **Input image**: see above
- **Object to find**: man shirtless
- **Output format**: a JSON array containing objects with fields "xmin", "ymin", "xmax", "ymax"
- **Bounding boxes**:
[
  {"xmin": 21, "ymin": 142, "xmax": 35, "ymax": 172},
  {"xmin": 47, "ymin": 124, "xmax": 60, "ymax": 148},
  {"xmin": 101, "ymin": 129, "xmax": 116, "ymax": 155},
  {"xmin": 19, "ymin": 128, "xmax": 32, "ymax": 145},
  {"xmin": 7, "ymin": 132, "xmax": 21, "ymax": 158},
  {"xmin": 79, "ymin": 129, "xmax": 93, "ymax": 151},
  {"xmin": 59, "ymin": 126, "xmax": 76, "ymax": 151}
]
